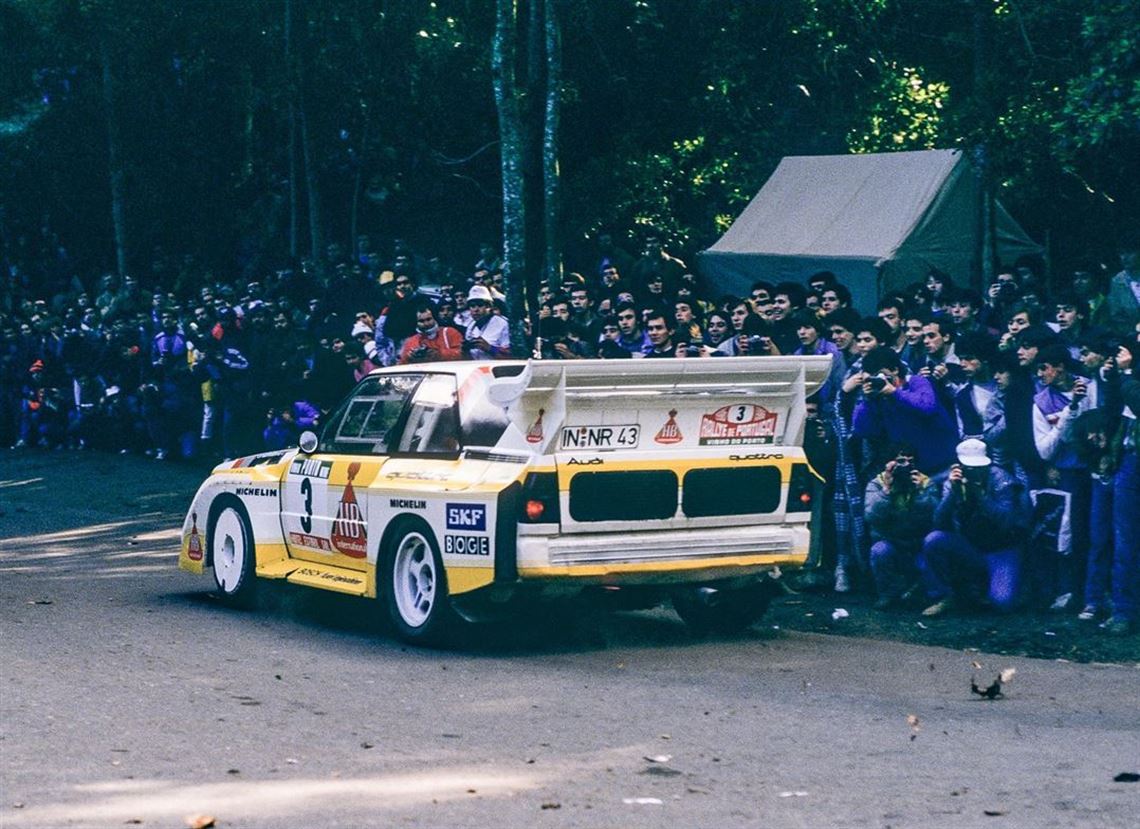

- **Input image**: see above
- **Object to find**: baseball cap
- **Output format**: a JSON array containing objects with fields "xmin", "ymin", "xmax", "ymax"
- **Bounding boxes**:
[{"xmin": 956, "ymin": 438, "xmax": 991, "ymax": 467}]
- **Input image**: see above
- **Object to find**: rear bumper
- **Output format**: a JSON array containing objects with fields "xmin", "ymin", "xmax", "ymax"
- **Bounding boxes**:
[{"xmin": 516, "ymin": 524, "xmax": 809, "ymax": 585}]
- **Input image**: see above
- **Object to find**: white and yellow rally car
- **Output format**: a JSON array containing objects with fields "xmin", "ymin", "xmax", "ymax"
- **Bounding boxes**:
[{"xmin": 179, "ymin": 356, "xmax": 829, "ymax": 644}]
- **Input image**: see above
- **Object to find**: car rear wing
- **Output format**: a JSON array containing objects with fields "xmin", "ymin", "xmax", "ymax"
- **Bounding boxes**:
[{"xmin": 491, "ymin": 356, "xmax": 832, "ymax": 454}]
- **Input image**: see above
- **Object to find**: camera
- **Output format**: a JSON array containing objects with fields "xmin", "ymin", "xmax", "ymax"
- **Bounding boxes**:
[
  {"xmin": 745, "ymin": 335, "xmax": 769, "ymax": 352},
  {"xmin": 892, "ymin": 460, "xmax": 913, "ymax": 492},
  {"xmin": 684, "ymin": 344, "xmax": 703, "ymax": 357},
  {"xmin": 996, "ymin": 281, "xmax": 1019, "ymax": 299},
  {"xmin": 866, "ymin": 373, "xmax": 889, "ymax": 393}
]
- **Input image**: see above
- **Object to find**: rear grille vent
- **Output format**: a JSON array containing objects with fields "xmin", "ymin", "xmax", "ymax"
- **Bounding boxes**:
[
  {"xmin": 682, "ymin": 467, "xmax": 781, "ymax": 517},
  {"xmin": 568, "ymin": 470, "xmax": 678, "ymax": 522}
]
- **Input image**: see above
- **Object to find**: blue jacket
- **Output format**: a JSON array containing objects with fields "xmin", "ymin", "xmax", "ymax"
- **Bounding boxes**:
[
  {"xmin": 851, "ymin": 374, "xmax": 958, "ymax": 474},
  {"xmin": 933, "ymin": 465, "xmax": 1032, "ymax": 552}
]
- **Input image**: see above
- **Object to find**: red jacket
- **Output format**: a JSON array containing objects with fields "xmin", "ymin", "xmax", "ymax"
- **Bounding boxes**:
[{"xmin": 398, "ymin": 326, "xmax": 464, "ymax": 364}]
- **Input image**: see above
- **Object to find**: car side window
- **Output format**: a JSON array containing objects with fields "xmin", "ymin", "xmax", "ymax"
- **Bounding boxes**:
[
  {"xmin": 394, "ymin": 374, "xmax": 461, "ymax": 455},
  {"xmin": 319, "ymin": 374, "xmax": 423, "ymax": 455}
]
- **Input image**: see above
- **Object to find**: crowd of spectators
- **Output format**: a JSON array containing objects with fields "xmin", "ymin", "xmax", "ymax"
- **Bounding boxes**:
[{"xmin": 3, "ymin": 232, "xmax": 1138, "ymax": 633}]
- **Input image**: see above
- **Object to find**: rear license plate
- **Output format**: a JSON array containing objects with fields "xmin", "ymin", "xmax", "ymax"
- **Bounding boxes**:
[{"xmin": 560, "ymin": 424, "xmax": 640, "ymax": 450}]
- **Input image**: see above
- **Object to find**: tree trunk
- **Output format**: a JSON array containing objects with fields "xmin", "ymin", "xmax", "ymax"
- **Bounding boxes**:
[
  {"xmin": 299, "ymin": 95, "xmax": 324, "ymax": 268},
  {"xmin": 98, "ymin": 34, "xmax": 128, "ymax": 278},
  {"xmin": 350, "ymin": 107, "xmax": 370, "ymax": 264},
  {"xmin": 542, "ymin": 0, "xmax": 562, "ymax": 287},
  {"xmin": 285, "ymin": 0, "xmax": 299, "ymax": 260},
  {"xmin": 493, "ymin": 0, "xmax": 529, "ymax": 355}
]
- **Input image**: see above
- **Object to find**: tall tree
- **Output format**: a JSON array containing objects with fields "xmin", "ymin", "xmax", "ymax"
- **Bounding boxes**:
[{"xmin": 492, "ymin": 0, "xmax": 529, "ymax": 352}]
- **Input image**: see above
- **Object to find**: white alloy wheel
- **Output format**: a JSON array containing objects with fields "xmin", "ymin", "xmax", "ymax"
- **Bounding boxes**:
[
  {"xmin": 210, "ymin": 503, "xmax": 256, "ymax": 605},
  {"xmin": 391, "ymin": 531, "xmax": 437, "ymax": 628}
]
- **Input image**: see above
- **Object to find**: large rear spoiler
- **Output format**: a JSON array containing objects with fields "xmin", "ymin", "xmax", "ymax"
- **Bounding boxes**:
[{"xmin": 492, "ymin": 356, "xmax": 832, "ymax": 453}]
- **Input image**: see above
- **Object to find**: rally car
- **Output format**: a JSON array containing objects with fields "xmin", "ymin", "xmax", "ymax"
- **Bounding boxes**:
[{"xmin": 179, "ymin": 356, "xmax": 829, "ymax": 644}]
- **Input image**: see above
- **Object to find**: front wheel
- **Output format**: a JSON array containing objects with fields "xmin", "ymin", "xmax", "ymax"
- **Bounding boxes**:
[
  {"xmin": 672, "ymin": 583, "xmax": 774, "ymax": 634},
  {"xmin": 208, "ymin": 498, "xmax": 257, "ymax": 607},
  {"xmin": 382, "ymin": 521, "xmax": 455, "ymax": 646}
]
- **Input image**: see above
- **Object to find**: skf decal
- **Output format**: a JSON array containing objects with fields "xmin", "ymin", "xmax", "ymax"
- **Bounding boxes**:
[
  {"xmin": 187, "ymin": 512, "xmax": 203, "ymax": 561},
  {"xmin": 330, "ymin": 462, "xmax": 367, "ymax": 558},
  {"xmin": 296, "ymin": 567, "xmax": 363, "ymax": 586},
  {"xmin": 446, "ymin": 503, "xmax": 487, "ymax": 531},
  {"xmin": 526, "ymin": 408, "xmax": 545, "ymax": 444},
  {"xmin": 444, "ymin": 535, "xmax": 491, "ymax": 556},
  {"xmin": 655, "ymin": 410, "xmax": 683, "ymax": 444},
  {"xmin": 699, "ymin": 404, "xmax": 778, "ymax": 446},
  {"xmin": 389, "ymin": 498, "xmax": 426, "ymax": 509},
  {"xmin": 290, "ymin": 457, "xmax": 332, "ymax": 479}
]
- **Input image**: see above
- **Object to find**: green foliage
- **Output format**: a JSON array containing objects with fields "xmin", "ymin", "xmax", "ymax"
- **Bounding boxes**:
[{"xmin": 0, "ymin": 0, "xmax": 1136, "ymax": 280}]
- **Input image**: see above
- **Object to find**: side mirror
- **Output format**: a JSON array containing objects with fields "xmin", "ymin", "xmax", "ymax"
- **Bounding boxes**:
[{"xmin": 298, "ymin": 430, "xmax": 319, "ymax": 454}]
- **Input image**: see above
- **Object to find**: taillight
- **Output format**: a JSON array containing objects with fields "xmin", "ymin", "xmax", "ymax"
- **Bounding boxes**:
[
  {"xmin": 787, "ymin": 463, "xmax": 818, "ymax": 514},
  {"xmin": 520, "ymin": 472, "xmax": 560, "ymax": 524}
]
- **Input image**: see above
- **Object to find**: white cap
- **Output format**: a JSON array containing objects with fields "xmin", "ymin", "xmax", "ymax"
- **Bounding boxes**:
[
  {"xmin": 351, "ymin": 321, "xmax": 372, "ymax": 338},
  {"xmin": 467, "ymin": 284, "xmax": 493, "ymax": 303},
  {"xmin": 956, "ymin": 438, "xmax": 991, "ymax": 467}
]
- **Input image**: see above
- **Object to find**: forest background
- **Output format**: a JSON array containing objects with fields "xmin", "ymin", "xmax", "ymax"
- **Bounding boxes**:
[{"xmin": 1, "ymin": 0, "xmax": 1137, "ymax": 297}]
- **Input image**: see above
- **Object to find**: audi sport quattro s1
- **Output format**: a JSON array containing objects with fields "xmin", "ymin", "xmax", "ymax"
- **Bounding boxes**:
[{"xmin": 178, "ymin": 356, "xmax": 830, "ymax": 645}]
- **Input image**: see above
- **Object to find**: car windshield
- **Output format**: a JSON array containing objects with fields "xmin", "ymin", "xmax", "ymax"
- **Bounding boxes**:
[{"xmin": 320, "ymin": 374, "xmax": 422, "ymax": 454}]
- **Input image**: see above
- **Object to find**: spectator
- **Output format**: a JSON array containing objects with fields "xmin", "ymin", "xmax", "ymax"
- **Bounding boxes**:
[
  {"xmin": 918, "ymin": 438, "xmax": 1033, "ymax": 616},
  {"xmin": 462, "ymin": 285, "xmax": 512, "ymax": 359},
  {"xmin": 612, "ymin": 301, "xmax": 650, "ymax": 356},
  {"xmin": 852, "ymin": 346, "xmax": 958, "ymax": 477},
  {"xmin": 1104, "ymin": 242, "xmax": 1140, "ymax": 338},
  {"xmin": 865, "ymin": 443, "xmax": 940, "ymax": 609},
  {"xmin": 643, "ymin": 310, "xmax": 679, "ymax": 358}
]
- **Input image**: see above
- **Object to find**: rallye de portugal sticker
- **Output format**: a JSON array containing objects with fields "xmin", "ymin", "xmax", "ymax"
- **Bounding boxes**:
[{"xmin": 698, "ymin": 404, "xmax": 778, "ymax": 446}]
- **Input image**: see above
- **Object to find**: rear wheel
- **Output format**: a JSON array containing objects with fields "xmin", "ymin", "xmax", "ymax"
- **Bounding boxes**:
[
  {"xmin": 672, "ymin": 583, "xmax": 774, "ymax": 634},
  {"xmin": 208, "ymin": 498, "xmax": 257, "ymax": 607},
  {"xmin": 383, "ymin": 520, "xmax": 455, "ymax": 646}
]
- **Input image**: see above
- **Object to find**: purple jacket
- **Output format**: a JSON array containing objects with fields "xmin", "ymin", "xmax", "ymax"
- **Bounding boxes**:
[{"xmin": 852, "ymin": 374, "xmax": 958, "ymax": 474}]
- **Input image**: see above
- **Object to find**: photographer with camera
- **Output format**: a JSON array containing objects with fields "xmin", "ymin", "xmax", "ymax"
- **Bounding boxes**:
[
  {"xmin": 398, "ymin": 302, "xmax": 464, "ymax": 364},
  {"xmin": 462, "ymin": 285, "xmax": 512, "ymax": 359},
  {"xmin": 917, "ymin": 438, "xmax": 1033, "ymax": 616},
  {"xmin": 852, "ymin": 346, "xmax": 958, "ymax": 478},
  {"xmin": 865, "ymin": 443, "xmax": 939, "ymax": 609}
]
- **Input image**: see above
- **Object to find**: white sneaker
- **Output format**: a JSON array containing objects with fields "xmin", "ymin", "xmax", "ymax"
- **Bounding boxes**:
[{"xmin": 1050, "ymin": 592, "xmax": 1073, "ymax": 612}]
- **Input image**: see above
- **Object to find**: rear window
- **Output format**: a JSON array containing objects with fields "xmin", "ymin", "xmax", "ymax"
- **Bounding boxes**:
[
  {"xmin": 569, "ymin": 470, "xmax": 678, "ymax": 522},
  {"xmin": 682, "ymin": 467, "xmax": 781, "ymax": 517}
]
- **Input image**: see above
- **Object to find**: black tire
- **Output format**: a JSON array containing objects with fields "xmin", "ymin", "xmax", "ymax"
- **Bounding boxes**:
[
  {"xmin": 672, "ymin": 583, "xmax": 774, "ymax": 634},
  {"xmin": 381, "ymin": 518, "xmax": 456, "ymax": 646},
  {"xmin": 207, "ymin": 496, "xmax": 258, "ymax": 607}
]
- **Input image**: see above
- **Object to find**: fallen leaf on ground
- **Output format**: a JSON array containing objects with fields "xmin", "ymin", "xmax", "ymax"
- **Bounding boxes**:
[
  {"xmin": 983, "ymin": 808, "xmax": 1008, "ymax": 816},
  {"xmin": 1113, "ymin": 772, "xmax": 1140, "ymax": 783},
  {"xmin": 643, "ymin": 754, "xmax": 672, "ymax": 764},
  {"xmin": 971, "ymin": 660, "xmax": 983, "ymax": 670},
  {"xmin": 907, "ymin": 714, "xmax": 921, "ymax": 740},
  {"xmin": 185, "ymin": 816, "xmax": 215, "ymax": 829},
  {"xmin": 831, "ymin": 608, "xmax": 849, "ymax": 620},
  {"xmin": 540, "ymin": 802, "xmax": 561, "ymax": 810}
]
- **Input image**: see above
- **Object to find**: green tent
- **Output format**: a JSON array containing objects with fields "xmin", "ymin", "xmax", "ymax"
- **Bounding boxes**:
[{"xmin": 699, "ymin": 149, "xmax": 1042, "ymax": 313}]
